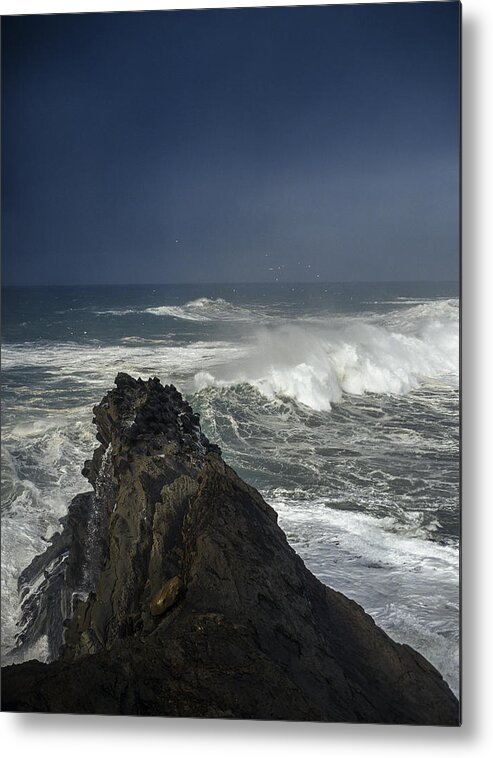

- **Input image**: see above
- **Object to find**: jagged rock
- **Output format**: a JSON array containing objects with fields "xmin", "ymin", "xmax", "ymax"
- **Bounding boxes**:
[
  {"xmin": 1, "ymin": 374, "xmax": 460, "ymax": 724},
  {"xmin": 12, "ymin": 492, "xmax": 110, "ymax": 661}
]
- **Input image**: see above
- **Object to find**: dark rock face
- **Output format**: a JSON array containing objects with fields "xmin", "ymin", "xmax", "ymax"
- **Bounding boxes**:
[{"xmin": 2, "ymin": 374, "xmax": 460, "ymax": 724}]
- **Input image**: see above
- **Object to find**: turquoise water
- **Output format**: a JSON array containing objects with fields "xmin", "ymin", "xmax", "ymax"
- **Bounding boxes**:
[{"xmin": 1, "ymin": 282, "xmax": 460, "ymax": 694}]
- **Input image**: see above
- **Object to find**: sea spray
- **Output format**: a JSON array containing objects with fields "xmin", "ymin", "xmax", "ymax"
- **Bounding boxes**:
[{"xmin": 194, "ymin": 303, "xmax": 458, "ymax": 411}]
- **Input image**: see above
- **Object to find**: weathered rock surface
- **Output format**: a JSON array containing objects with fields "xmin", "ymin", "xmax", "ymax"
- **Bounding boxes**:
[{"xmin": 1, "ymin": 374, "xmax": 460, "ymax": 724}]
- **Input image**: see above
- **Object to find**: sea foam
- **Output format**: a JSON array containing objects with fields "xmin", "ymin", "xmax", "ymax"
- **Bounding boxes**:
[{"xmin": 273, "ymin": 490, "xmax": 459, "ymax": 696}]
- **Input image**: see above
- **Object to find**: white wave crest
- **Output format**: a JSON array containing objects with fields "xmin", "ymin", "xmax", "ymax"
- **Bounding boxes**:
[
  {"xmin": 92, "ymin": 297, "xmax": 261, "ymax": 322},
  {"xmin": 145, "ymin": 297, "xmax": 256, "ymax": 322},
  {"xmin": 194, "ymin": 301, "xmax": 459, "ymax": 411}
]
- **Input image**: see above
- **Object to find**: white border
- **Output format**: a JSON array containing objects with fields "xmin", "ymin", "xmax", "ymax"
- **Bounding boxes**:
[{"xmin": 1, "ymin": 0, "xmax": 492, "ymax": 755}]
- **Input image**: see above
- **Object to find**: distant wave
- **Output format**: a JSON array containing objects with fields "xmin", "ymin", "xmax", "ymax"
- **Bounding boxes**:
[
  {"xmin": 194, "ymin": 300, "xmax": 459, "ymax": 411},
  {"xmin": 93, "ymin": 297, "xmax": 267, "ymax": 322},
  {"xmin": 94, "ymin": 309, "xmax": 138, "ymax": 316},
  {"xmin": 145, "ymin": 297, "xmax": 260, "ymax": 322}
]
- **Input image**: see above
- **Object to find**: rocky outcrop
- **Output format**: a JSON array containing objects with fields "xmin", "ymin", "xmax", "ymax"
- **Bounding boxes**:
[{"xmin": 1, "ymin": 374, "xmax": 460, "ymax": 724}]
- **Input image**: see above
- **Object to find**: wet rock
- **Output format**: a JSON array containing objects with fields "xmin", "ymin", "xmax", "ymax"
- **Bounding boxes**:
[{"xmin": 149, "ymin": 576, "xmax": 184, "ymax": 616}]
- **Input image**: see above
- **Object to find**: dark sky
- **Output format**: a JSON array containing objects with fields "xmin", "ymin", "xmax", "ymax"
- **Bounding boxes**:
[{"xmin": 1, "ymin": 2, "xmax": 460, "ymax": 285}]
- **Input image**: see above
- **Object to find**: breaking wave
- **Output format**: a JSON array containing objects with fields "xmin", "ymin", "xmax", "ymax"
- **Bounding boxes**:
[
  {"xmin": 194, "ymin": 300, "xmax": 459, "ymax": 411},
  {"xmin": 145, "ymin": 297, "xmax": 260, "ymax": 322},
  {"xmin": 93, "ymin": 297, "xmax": 262, "ymax": 322}
]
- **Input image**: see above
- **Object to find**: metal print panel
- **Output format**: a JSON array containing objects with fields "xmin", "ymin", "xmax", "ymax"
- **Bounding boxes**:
[{"xmin": 0, "ymin": 1, "xmax": 460, "ymax": 724}]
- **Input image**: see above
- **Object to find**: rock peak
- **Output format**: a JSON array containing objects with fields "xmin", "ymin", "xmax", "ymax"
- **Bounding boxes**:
[
  {"xmin": 105, "ymin": 371, "xmax": 219, "ymax": 451},
  {"xmin": 83, "ymin": 373, "xmax": 220, "ymax": 489}
]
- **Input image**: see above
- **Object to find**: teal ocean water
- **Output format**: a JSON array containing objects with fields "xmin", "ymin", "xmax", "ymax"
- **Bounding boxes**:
[{"xmin": 1, "ymin": 282, "xmax": 460, "ymax": 694}]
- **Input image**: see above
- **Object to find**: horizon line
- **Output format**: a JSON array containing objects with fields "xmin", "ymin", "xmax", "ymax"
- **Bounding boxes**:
[{"xmin": 1, "ymin": 279, "xmax": 460, "ymax": 288}]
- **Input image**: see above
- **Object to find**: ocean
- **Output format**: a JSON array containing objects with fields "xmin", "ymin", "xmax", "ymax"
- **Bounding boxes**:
[{"xmin": 0, "ymin": 282, "xmax": 460, "ymax": 695}]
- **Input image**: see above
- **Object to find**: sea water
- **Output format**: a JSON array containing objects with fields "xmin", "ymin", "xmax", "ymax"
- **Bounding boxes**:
[{"xmin": 0, "ymin": 282, "xmax": 460, "ymax": 694}]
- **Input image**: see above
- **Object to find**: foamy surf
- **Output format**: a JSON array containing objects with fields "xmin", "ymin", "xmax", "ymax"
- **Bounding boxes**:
[
  {"xmin": 273, "ymin": 492, "xmax": 459, "ymax": 695},
  {"xmin": 1, "ymin": 414, "xmax": 94, "ymax": 661}
]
